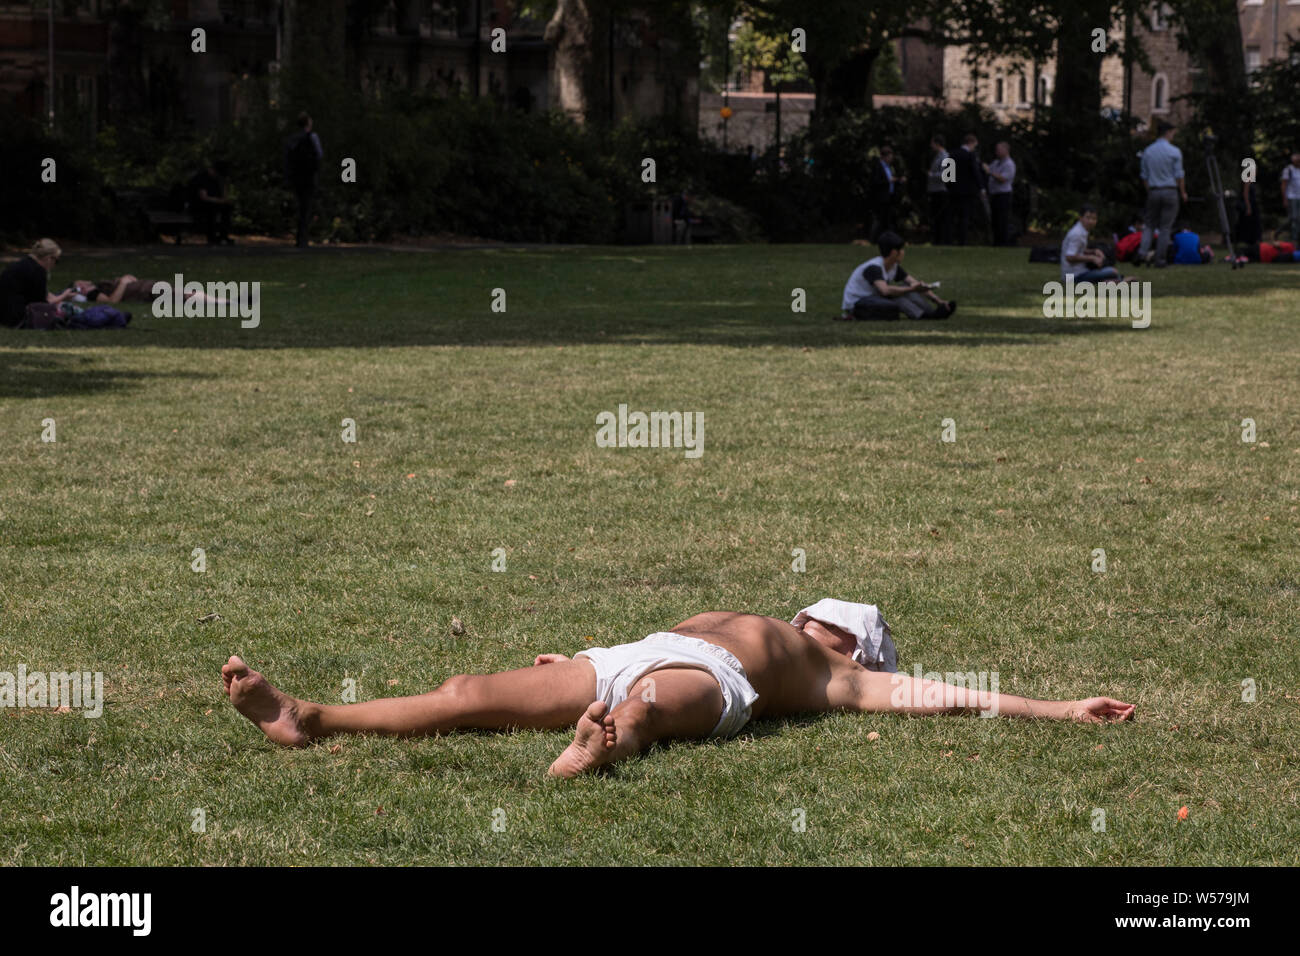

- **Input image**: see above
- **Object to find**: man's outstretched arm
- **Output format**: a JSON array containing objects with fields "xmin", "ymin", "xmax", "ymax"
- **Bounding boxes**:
[{"xmin": 855, "ymin": 669, "xmax": 1134, "ymax": 723}]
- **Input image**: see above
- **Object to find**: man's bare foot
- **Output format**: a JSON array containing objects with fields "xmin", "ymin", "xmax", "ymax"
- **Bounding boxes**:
[
  {"xmin": 222, "ymin": 655, "xmax": 314, "ymax": 748},
  {"xmin": 548, "ymin": 701, "xmax": 616, "ymax": 777}
]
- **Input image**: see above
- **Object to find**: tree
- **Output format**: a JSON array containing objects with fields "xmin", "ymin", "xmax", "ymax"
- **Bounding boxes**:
[
  {"xmin": 742, "ymin": 0, "xmax": 941, "ymax": 118},
  {"xmin": 1166, "ymin": 0, "xmax": 1253, "ymax": 161}
]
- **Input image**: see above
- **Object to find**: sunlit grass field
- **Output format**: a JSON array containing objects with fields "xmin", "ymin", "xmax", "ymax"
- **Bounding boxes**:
[{"xmin": 1, "ymin": 243, "xmax": 1297, "ymax": 865}]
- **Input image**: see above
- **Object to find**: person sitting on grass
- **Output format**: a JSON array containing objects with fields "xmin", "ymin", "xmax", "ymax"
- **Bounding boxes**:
[
  {"xmin": 1061, "ymin": 206, "xmax": 1138, "ymax": 284},
  {"xmin": 839, "ymin": 231, "xmax": 956, "ymax": 321},
  {"xmin": 222, "ymin": 601, "xmax": 1134, "ymax": 778},
  {"xmin": 0, "ymin": 238, "xmax": 77, "ymax": 327}
]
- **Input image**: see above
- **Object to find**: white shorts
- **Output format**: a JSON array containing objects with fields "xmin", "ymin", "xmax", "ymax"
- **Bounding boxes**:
[{"xmin": 574, "ymin": 632, "xmax": 760, "ymax": 738}]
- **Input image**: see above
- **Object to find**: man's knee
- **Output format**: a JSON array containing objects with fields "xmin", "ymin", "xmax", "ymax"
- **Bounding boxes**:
[{"xmin": 436, "ymin": 673, "xmax": 476, "ymax": 702}]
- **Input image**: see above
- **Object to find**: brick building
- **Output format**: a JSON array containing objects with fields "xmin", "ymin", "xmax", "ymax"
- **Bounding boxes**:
[{"xmin": 939, "ymin": 5, "xmax": 1198, "ymax": 130}]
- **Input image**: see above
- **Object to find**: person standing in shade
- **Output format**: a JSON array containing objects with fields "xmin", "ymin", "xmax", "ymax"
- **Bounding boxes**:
[
  {"xmin": 285, "ymin": 112, "xmax": 323, "ymax": 248},
  {"xmin": 1282, "ymin": 151, "xmax": 1300, "ymax": 243},
  {"xmin": 926, "ymin": 134, "xmax": 951, "ymax": 245},
  {"xmin": 868, "ymin": 145, "xmax": 905, "ymax": 240},
  {"xmin": 950, "ymin": 133, "xmax": 986, "ymax": 246},
  {"xmin": 984, "ymin": 141, "xmax": 1016, "ymax": 246},
  {"xmin": 1137, "ymin": 121, "xmax": 1186, "ymax": 268}
]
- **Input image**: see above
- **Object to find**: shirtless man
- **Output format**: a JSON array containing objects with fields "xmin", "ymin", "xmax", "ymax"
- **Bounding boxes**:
[{"xmin": 222, "ymin": 606, "xmax": 1135, "ymax": 777}]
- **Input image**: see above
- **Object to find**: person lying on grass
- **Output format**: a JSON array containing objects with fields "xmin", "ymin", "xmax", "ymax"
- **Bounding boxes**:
[
  {"xmin": 66, "ymin": 275, "xmax": 227, "ymax": 307},
  {"xmin": 222, "ymin": 600, "xmax": 1135, "ymax": 777}
]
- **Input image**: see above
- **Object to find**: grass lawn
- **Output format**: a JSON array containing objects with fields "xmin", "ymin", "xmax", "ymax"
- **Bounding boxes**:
[{"xmin": 1, "ymin": 243, "xmax": 1297, "ymax": 866}]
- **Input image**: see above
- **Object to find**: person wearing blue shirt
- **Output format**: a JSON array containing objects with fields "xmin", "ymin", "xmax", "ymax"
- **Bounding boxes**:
[
  {"xmin": 1137, "ymin": 121, "xmax": 1187, "ymax": 269},
  {"xmin": 1171, "ymin": 228, "xmax": 1202, "ymax": 264}
]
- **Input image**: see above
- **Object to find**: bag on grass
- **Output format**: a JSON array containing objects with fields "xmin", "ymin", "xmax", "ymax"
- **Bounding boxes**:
[
  {"xmin": 19, "ymin": 302, "xmax": 63, "ymax": 329},
  {"xmin": 66, "ymin": 304, "xmax": 130, "ymax": 329}
]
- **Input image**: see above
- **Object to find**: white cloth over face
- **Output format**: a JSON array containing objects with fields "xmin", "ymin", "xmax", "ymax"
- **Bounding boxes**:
[{"xmin": 791, "ymin": 599, "xmax": 899, "ymax": 672}]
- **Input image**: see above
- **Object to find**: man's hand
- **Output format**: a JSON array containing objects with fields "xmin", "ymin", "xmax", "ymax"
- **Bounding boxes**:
[
  {"xmin": 1068, "ymin": 697, "xmax": 1135, "ymax": 723},
  {"xmin": 533, "ymin": 653, "xmax": 570, "ymax": 666}
]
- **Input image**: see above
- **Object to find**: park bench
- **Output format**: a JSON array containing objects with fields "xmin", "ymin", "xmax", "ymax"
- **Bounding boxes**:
[{"xmin": 117, "ymin": 185, "xmax": 195, "ymax": 244}]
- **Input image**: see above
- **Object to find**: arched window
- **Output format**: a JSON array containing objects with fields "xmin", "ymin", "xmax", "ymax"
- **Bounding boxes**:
[
  {"xmin": 1038, "ymin": 76, "xmax": 1050, "ymax": 105},
  {"xmin": 1151, "ymin": 73, "xmax": 1168, "ymax": 112},
  {"xmin": 1018, "ymin": 75, "xmax": 1028, "ymax": 105},
  {"xmin": 995, "ymin": 76, "xmax": 1004, "ymax": 104}
]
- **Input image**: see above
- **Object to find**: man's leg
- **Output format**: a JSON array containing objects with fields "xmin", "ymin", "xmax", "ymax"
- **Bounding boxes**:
[
  {"xmin": 1290, "ymin": 199, "xmax": 1300, "ymax": 243},
  {"xmin": 222, "ymin": 655, "xmax": 597, "ymax": 747},
  {"xmin": 296, "ymin": 186, "xmax": 314, "ymax": 247},
  {"xmin": 929, "ymin": 193, "xmax": 947, "ymax": 244},
  {"xmin": 1154, "ymin": 191, "xmax": 1178, "ymax": 265},
  {"xmin": 1139, "ymin": 191, "xmax": 1159, "ymax": 258},
  {"xmin": 893, "ymin": 291, "xmax": 934, "ymax": 318},
  {"xmin": 991, "ymin": 194, "xmax": 1009, "ymax": 245},
  {"xmin": 549, "ymin": 668, "xmax": 724, "ymax": 777}
]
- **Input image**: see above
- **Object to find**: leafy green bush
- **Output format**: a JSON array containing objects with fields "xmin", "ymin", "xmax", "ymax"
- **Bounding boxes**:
[{"xmin": 0, "ymin": 106, "xmax": 110, "ymax": 245}]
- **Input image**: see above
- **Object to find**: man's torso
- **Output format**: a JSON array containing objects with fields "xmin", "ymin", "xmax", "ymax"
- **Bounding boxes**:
[
  {"xmin": 1061, "ymin": 222, "xmax": 1091, "ymax": 276},
  {"xmin": 665, "ymin": 611, "xmax": 864, "ymax": 718},
  {"xmin": 1284, "ymin": 165, "xmax": 1300, "ymax": 200},
  {"xmin": 1142, "ymin": 139, "xmax": 1182, "ymax": 187},
  {"xmin": 988, "ymin": 158, "xmax": 1014, "ymax": 194}
]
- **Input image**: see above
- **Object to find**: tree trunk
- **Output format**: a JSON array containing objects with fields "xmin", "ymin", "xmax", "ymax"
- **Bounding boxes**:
[
  {"xmin": 545, "ymin": 0, "xmax": 612, "ymax": 125},
  {"xmin": 1053, "ymin": 4, "xmax": 1105, "ymax": 120},
  {"xmin": 807, "ymin": 46, "xmax": 878, "ymax": 121}
]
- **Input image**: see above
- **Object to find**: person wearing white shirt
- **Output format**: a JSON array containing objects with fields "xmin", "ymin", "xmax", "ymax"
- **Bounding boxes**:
[
  {"xmin": 983, "ymin": 142, "xmax": 1016, "ymax": 246},
  {"xmin": 840, "ymin": 232, "xmax": 956, "ymax": 320},
  {"xmin": 1281, "ymin": 151, "xmax": 1300, "ymax": 244},
  {"xmin": 1061, "ymin": 205, "xmax": 1137, "ymax": 283}
]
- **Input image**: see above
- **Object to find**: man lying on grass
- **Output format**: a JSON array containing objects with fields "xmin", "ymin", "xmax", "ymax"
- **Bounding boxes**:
[{"xmin": 222, "ymin": 599, "xmax": 1134, "ymax": 777}]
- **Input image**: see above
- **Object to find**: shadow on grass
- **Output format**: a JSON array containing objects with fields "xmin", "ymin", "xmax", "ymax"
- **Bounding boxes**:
[
  {"xmin": 0, "ymin": 310, "xmax": 1139, "ymax": 352},
  {"xmin": 17, "ymin": 244, "xmax": 1292, "ymax": 351},
  {"xmin": 0, "ymin": 348, "xmax": 215, "ymax": 398}
]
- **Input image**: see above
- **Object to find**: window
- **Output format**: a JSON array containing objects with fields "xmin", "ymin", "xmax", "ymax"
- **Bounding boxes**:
[
  {"xmin": 1038, "ymin": 75, "xmax": 1050, "ymax": 105},
  {"xmin": 1150, "ymin": 4, "xmax": 1172, "ymax": 30},
  {"xmin": 1017, "ymin": 75, "xmax": 1028, "ymax": 106},
  {"xmin": 1245, "ymin": 47, "xmax": 1261, "ymax": 73},
  {"xmin": 995, "ymin": 76, "xmax": 1004, "ymax": 104},
  {"xmin": 1151, "ymin": 74, "xmax": 1168, "ymax": 112}
]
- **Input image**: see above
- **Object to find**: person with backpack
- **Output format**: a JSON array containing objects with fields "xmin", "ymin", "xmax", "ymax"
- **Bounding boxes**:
[{"xmin": 285, "ymin": 112, "xmax": 323, "ymax": 248}]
